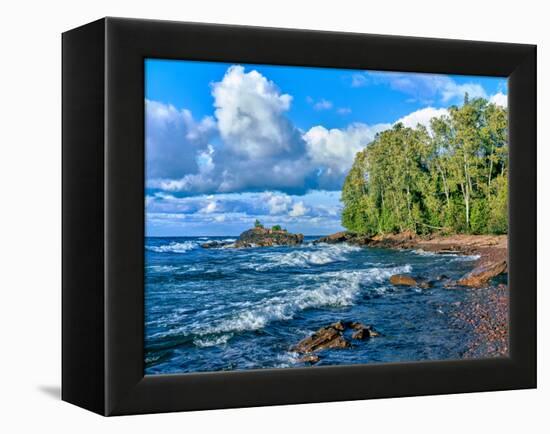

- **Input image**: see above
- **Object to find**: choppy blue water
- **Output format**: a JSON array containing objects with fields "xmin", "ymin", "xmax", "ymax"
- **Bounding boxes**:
[{"xmin": 145, "ymin": 236, "xmax": 484, "ymax": 375}]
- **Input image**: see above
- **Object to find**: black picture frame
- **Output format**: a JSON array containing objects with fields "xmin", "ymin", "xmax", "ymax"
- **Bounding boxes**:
[{"xmin": 62, "ymin": 17, "xmax": 536, "ymax": 416}]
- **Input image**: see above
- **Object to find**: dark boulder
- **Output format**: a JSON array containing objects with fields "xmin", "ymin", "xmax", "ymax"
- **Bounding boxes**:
[
  {"xmin": 314, "ymin": 231, "xmax": 371, "ymax": 246},
  {"xmin": 349, "ymin": 322, "xmax": 380, "ymax": 339},
  {"xmin": 352, "ymin": 329, "xmax": 369, "ymax": 340},
  {"xmin": 200, "ymin": 240, "xmax": 234, "ymax": 249},
  {"xmin": 292, "ymin": 324, "xmax": 350, "ymax": 354},
  {"xmin": 314, "ymin": 231, "xmax": 353, "ymax": 244},
  {"xmin": 292, "ymin": 320, "xmax": 380, "ymax": 357}
]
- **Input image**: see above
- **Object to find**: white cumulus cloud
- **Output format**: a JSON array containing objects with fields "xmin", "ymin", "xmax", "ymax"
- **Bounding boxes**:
[
  {"xmin": 440, "ymin": 81, "xmax": 487, "ymax": 102},
  {"xmin": 211, "ymin": 65, "xmax": 299, "ymax": 159},
  {"xmin": 263, "ymin": 192, "xmax": 292, "ymax": 215},
  {"xmin": 200, "ymin": 198, "xmax": 218, "ymax": 214},
  {"xmin": 289, "ymin": 201, "xmax": 308, "ymax": 217},
  {"xmin": 396, "ymin": 107, "xmax": 449, "ymax": 130},
  {"xmin": 489, "ymin": 92, "xmax": 508, "ymax": 108},
  {"xmin": 147, "ymin": 66, "xmax": 501, "ymax": 197},
  {"xmin": 145, "ymin": 99, "xmax": 216, "ymax": 179},
  {"xmin": 303, "ymin": 122, "xmax": 390, "ymax": 177}
]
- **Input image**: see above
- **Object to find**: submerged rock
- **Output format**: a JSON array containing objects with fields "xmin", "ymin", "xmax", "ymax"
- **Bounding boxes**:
[
  {"xmin": 389, "ymin": 274, "xmax": 432, "ymax": 288},
  {"xmin": 457, "ymin": 260, "xmax": 507, "ymax": 288},
  {"xmin": 299, "ymin": 354, "xmax": 320, "ymax": 364},
  {"xmin": 349, "ymin": 322, "xmax": 380, "ymax": 339},
  {"xmin": 234, "ymin": 227, "xmax": 304, "ymax": 248},
  {"xmin": 330, "ymin": 320, "xmax": 345, "ymax": 331},
  {"xmin": 389, "ymin": 274, "xmax": 418, "ymax": 286}
]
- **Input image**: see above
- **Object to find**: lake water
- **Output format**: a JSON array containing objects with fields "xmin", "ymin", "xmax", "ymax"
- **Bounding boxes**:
[{"xmin": 145, "ymin": 236, "xmax": 487, "ymax": 375}]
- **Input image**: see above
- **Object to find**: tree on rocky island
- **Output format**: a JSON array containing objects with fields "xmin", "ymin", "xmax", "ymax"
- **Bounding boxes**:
[{"xmin": 254, "ymin": 219, "xmax": 263, "ymax": 229}]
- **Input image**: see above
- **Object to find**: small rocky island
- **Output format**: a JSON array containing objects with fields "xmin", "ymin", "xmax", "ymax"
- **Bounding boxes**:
[{"xmin": 201, "ymin": 220, "xmax": 304, "ymax": 249}]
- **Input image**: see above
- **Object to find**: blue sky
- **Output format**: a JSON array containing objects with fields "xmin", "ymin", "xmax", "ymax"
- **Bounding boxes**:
[{"xmin": 145, "ymin": 59, "xmax": 507, "ymax": 236}]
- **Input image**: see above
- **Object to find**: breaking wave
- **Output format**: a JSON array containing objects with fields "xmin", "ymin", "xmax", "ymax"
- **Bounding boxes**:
[
  {"xmin": 146, "ymin": 241, "xmax": 197, "ymax": 253},
  {"xmin": 255, "ymin": 243, "xmax": 362, "ymax": 270},
  {"xmin": 149, "ymin": 264, "xmax": 411, "ymax": 346}
]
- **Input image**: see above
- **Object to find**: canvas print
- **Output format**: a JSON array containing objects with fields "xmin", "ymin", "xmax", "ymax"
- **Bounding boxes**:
[{"xmin": 145, "ymin": 59, "xmax": 508, "ymax": 375}]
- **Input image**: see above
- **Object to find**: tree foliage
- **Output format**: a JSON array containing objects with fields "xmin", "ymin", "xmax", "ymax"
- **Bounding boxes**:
[{"xmin": 341, "ymin": 97, "xmax": 508, "ymax": 235}]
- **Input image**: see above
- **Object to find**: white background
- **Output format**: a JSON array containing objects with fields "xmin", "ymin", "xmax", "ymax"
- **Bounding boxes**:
[{"xmin": 0, "ymin": 0, "xmax": 546, "ymax": 432}]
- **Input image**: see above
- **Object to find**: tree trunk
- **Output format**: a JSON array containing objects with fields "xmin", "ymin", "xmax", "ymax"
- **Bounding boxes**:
[
  {"xmin": 488, "ymin": 144, "xmax": 494, "ymax": 189},
  {"xmin": 437, "ymin": 164, "xmax": 450, "ymax": 207},
  {"xmin": 406, "ymin": 184, "xmax": 412, "ymax": 226},
  {"xmin": 459, "ymin": 181, "xmax": 470, "ymax": 229}
]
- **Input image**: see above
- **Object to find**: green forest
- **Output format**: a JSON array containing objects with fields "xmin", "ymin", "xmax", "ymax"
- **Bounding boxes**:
[{"xmin": 341, "ymin": 96, "xmax": 508, "ymax": 236}]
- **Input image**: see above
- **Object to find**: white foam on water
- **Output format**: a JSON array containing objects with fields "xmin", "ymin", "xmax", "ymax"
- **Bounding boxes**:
[
  {"xmin": 191, "ymin": 264, "xmax": 412, "ymax": 338},
  {"xmin": 255, "ymin": 243, "xmax": 362, "ymax": 270},
  {"xmin": 146, "ymin": 243, "xmax": 413, "ymax": 346},
  {"xmin": 274, "ymin": 351, "xmax": 302, "ymax": 368},
  {"xmin": 146, "ymin": 241, "xmax": 197, "ymax": 253},
  {"xmin": 412, "ymin": 249, "xmax": 480, "ymax": 261},
  {"xmin": 183, "ymin": 265, "xmax": 203, "ymax": 272},
  {"xmin": 147, "ymin": 265, "xmax": 179, "ymax": 273},
  {"xmin": 412, "ymin": 249, "xmax": 440, "ymax": 256},
  {"xmin": 193, "ymin": 333, "xmax": 233, "ymax": 348},
  {"xmin": 145, "ymin": 354, "xmax": 163, "ymax": 364},
  {"xmin": 452, "ymin": 254, "xmax": 480, "ymax": 261}
]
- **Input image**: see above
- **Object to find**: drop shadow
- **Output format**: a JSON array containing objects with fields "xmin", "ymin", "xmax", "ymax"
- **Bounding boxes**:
[{"xmin": 37, "ymin": 385, "xmax": 61, "ymax": 400}]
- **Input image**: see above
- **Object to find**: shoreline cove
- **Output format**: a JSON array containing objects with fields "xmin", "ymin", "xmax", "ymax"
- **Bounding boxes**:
[{"xmin": 144, "ymin": 232, "xmax": 508, "ymax": 375}]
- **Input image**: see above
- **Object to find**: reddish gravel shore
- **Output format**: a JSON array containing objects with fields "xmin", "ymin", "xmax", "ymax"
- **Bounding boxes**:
[
  {"xmin": 451, "ymin": 284, "xmax": 509, "ymax": 357},
  {"xmin": 370, "ymin": 233, "xmax": 509, "ymax": 357},
  {"xmin": 369, "ymin": 233, "xmax": 509, "ymax": 357}
]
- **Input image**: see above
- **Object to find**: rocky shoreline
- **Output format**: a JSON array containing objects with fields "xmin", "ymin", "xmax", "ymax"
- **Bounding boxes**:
[
  {"xmin": 200, "ymin": 227, "xmax": 508, "ymax": 361},
  {"xmin": 202, "ymin": 227, "xmax": 508, "ymax": 289},
  {"xmin": 307, "ymin": 230, "xmax": 509, "ymax": 360},
  {"xmin": 315, "ymin": 230, "xmax": 507, "ymax": 288}
]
